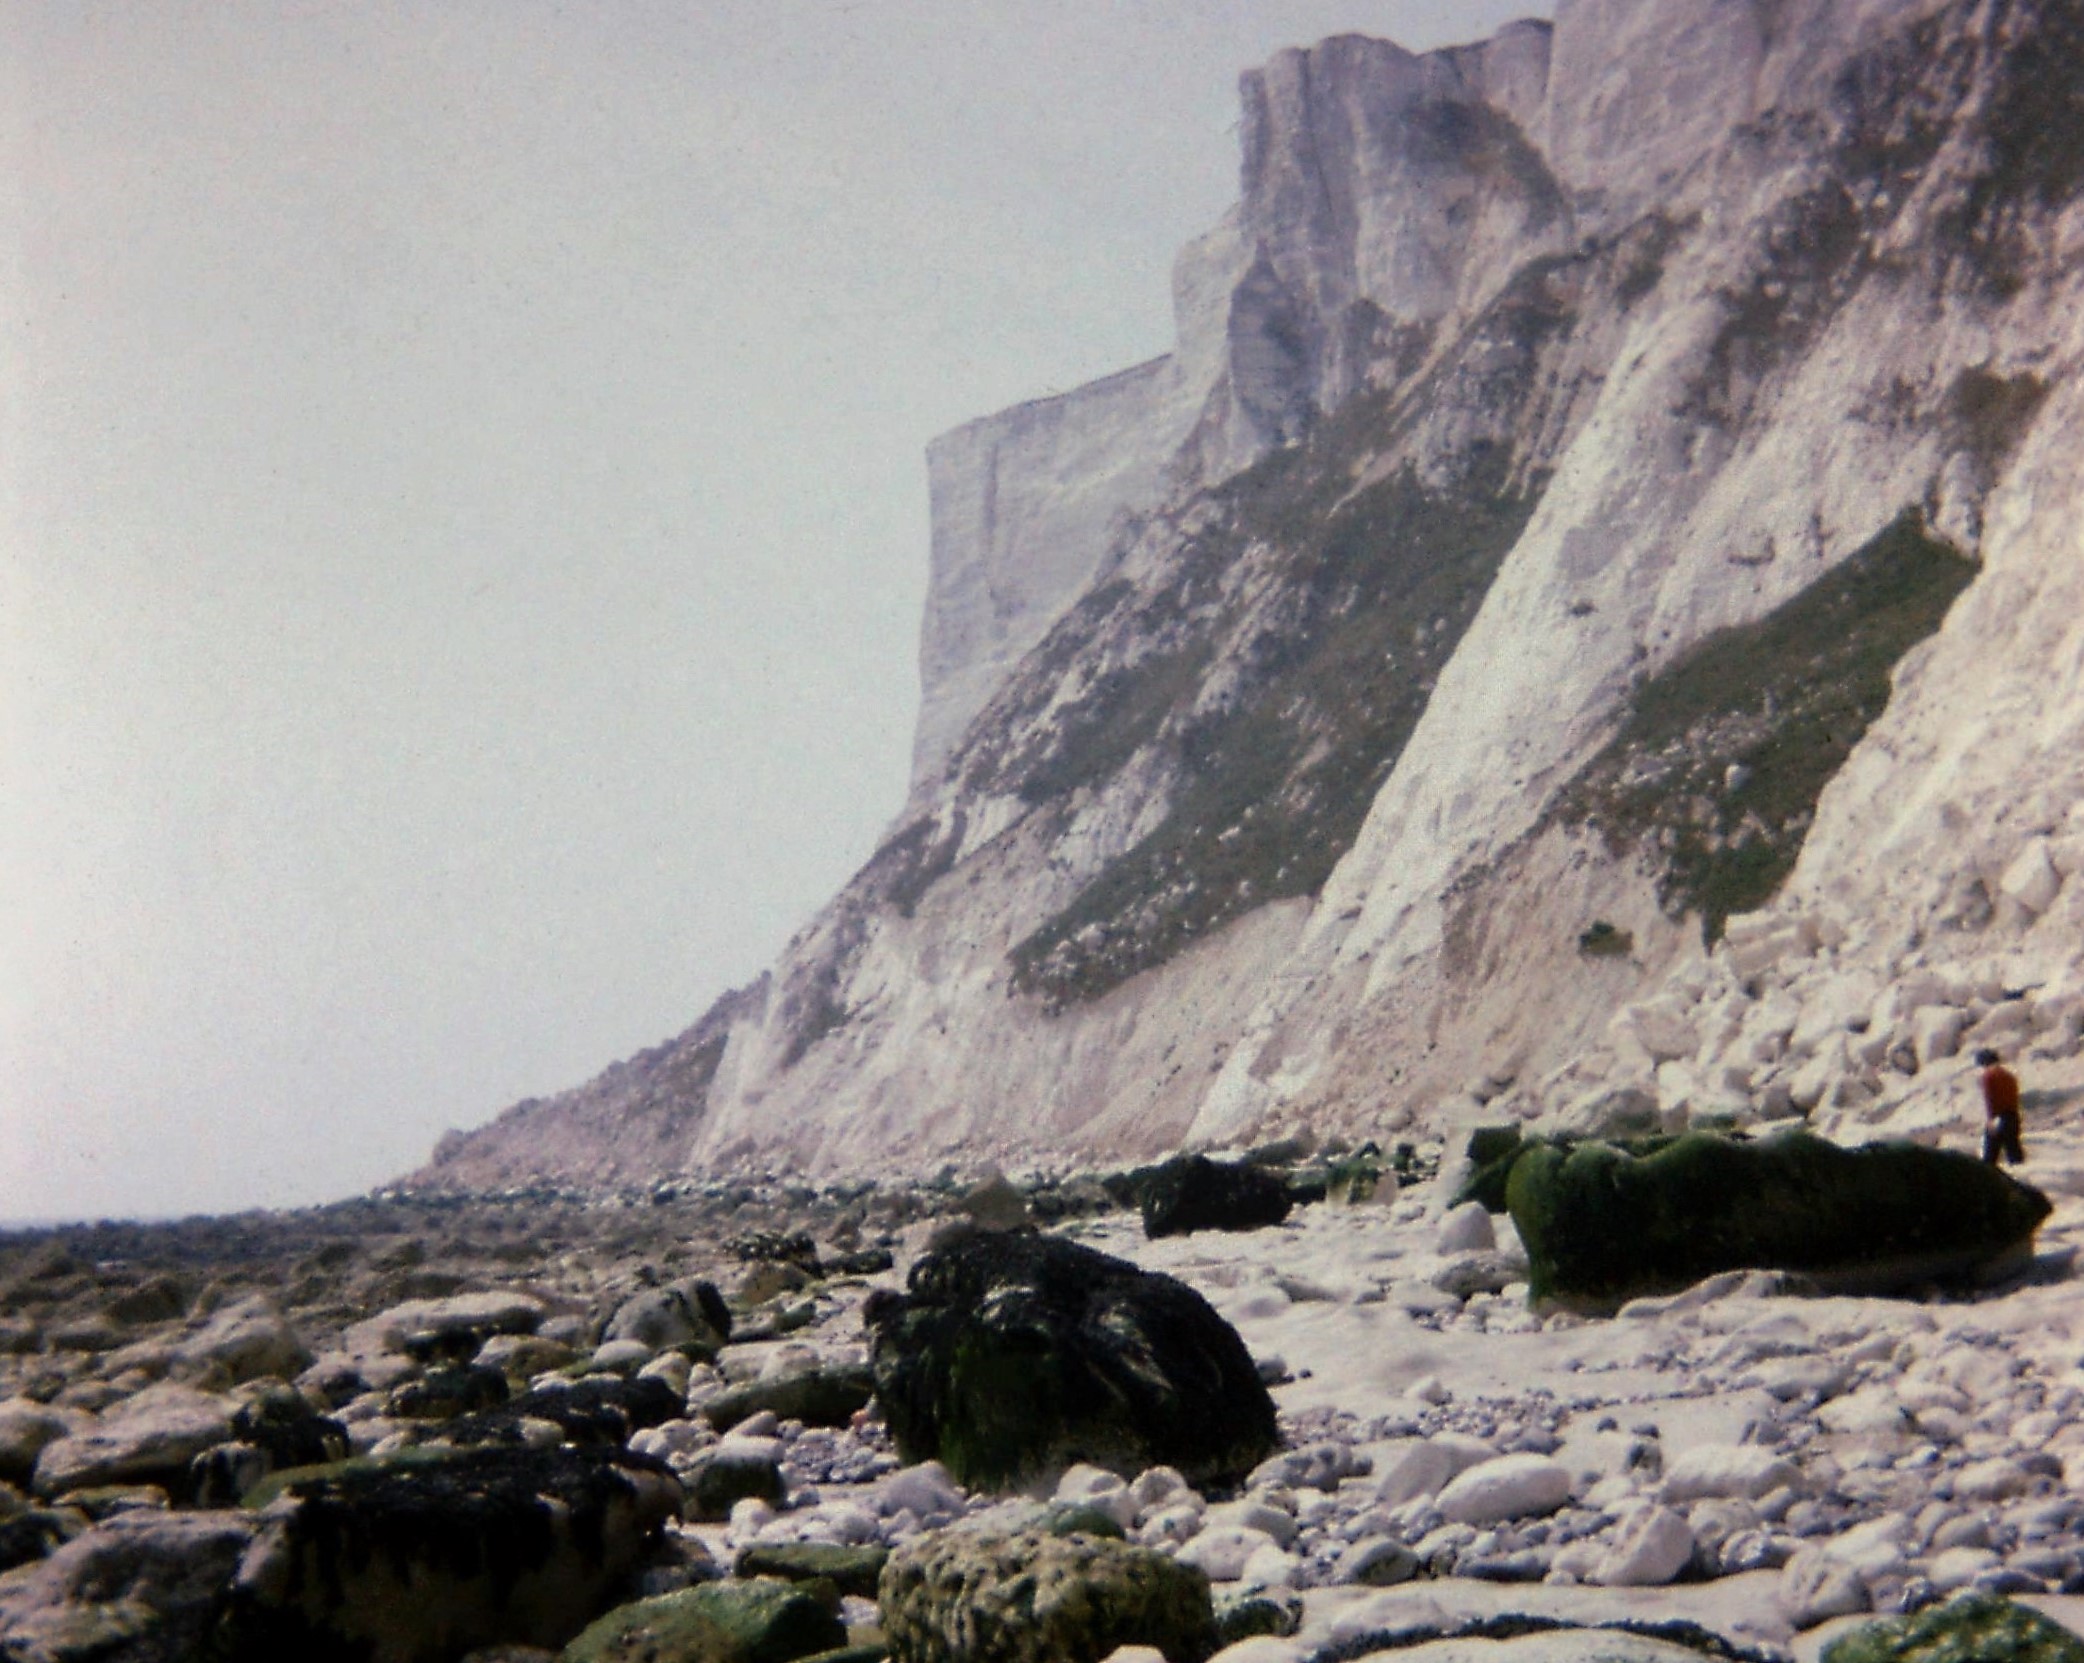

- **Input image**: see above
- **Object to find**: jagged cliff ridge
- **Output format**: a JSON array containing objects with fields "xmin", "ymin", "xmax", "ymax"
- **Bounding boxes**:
[{"xmin": 417, "ymin": 0, "xmax": 2084, "ymax": 1191}]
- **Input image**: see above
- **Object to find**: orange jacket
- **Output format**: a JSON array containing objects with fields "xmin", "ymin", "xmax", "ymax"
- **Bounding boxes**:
[{"xmin": 1982, "ymin": 1063, "xmax": 2021, "ymax": 1121}]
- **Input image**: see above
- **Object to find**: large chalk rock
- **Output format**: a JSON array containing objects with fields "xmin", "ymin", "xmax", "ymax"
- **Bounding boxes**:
[
  {"xmin": 174, "ymin": 1298, "xmax": 311, "ymax": 1385},
  {"xmin": 601, "ymin": 1282, "xmax": 731, "ymax": 1360},
  {"xmin": 1435, "ymin": 1453, "xmax": 1573, "ymax": 1525},
  {"xmin": 342, "ymin": 1291, "xmax": 547, "ymax": 1361}
]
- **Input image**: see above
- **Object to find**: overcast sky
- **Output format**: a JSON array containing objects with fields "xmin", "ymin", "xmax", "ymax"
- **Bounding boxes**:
[{"xmin": 2, "ymin": 0, "xmax": 1551, "ymax": 1223}]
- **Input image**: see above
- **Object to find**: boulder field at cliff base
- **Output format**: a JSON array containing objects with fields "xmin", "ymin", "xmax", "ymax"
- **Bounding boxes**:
[{"xmin": 2, "ymin": 1131, "xmax": 2083, "ymax": 1658}]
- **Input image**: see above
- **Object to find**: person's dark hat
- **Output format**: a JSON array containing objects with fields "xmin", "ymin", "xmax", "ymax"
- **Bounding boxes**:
[{"xmin": 1974, "ymin": 1047, "xmax": 2001, "ymax": 1067}]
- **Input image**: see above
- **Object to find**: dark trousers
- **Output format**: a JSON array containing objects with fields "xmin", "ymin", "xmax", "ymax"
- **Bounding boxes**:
[{"xmin": 1984, "ymin": 1114, "xmax": 2024, "ymax": 1165}]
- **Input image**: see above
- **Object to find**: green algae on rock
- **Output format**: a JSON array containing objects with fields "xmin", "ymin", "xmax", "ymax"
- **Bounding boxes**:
[
  {"xmin": 559, "ymin": 1576, "xmax": 848, "ymax": 1663},
  {"xmin": 1821, "ymin": 1592, "xmax": 2084, "ymax": 1663},
  {"xmin": 877, "ymin": 1525, "xmax": 1216, "ymax": 1663},
  {"xmin": 1506, "ymin": 1130, "xmax": 2051, "ymax": 1309},
  {"xmin": 735, "ymin": 1541, "xmax": 890, "ymax": 1601}
]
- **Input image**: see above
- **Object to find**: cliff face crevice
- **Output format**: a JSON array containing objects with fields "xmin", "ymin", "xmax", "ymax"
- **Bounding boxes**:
[{"xmin": 412, "ymin": 0, "xmax": 2084, "ymax": 1193}]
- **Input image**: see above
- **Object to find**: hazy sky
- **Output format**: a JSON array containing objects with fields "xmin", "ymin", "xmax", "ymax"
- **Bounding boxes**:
[{"xmin": 2, "ymin": 0, "xmax": 1551, "ymax": 1223}]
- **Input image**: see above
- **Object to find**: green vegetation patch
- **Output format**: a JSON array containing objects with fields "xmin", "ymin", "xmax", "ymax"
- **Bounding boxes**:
[
  {"xmin": 1008, "ymin": 451, "xmax": 1541, "ymax": 1006},
  {"xmin": 863, "ymin": 810, "xmax": 969, "ymax": 919},
  {"xmin": 1576, "ymin": 920, "xmax": 1634, "ymax": 958},
  {"xmin": 1549, "ymin": 508, "xmax": 1975, "ymax": 943}
]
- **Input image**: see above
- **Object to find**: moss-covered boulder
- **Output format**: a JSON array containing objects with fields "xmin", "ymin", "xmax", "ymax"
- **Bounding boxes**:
[
  {"xmin": 702, "ymin": 1364, "xmax": 875, "ymax": 1433},
  {"xmin": 559, "ymin": 1577, "xmax": 847, "ymax": 1663},
  {"xmin": 1821, "ymin": 1592, "xmax": 2084, "ymax": 1663},
  {"xmin": 226, "ymin": 1445, "xmax": 682, "ymax": 1661},
  {"xmin": 736, "ymin": 1542, "xmax": 889, "ymax": 1600},
  {"xmin": 865, "ymin": 1233, "xmax": 1275, "ymax": 1492},
  {"xmin": 1139, "ymin": 1156, "xmax": 1292, "ymax": 1238},
  {"xmin": 877, "ymin": 1526, "xmax": 1216, "ymax": 1663},
  {"xmin": 1506, "ymin": 1131, "xmax": 2052, "ymax": 1308}
]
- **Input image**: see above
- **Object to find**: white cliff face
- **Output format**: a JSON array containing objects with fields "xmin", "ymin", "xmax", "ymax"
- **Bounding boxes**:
[
  {"xmin": 1194, "ymin": 28, "xmax": 1568, "ymax": 474},
  {"xmin": 914, "ymin": 26, "xmax": 1568, "ymax": 784},
  {"xmin": 415, "ymin": 0, "xmax": 2084, "ymax": 1191},
  {"xmin": 911, "ymin": 355, "xmax": 1207, "ymax": 788}
]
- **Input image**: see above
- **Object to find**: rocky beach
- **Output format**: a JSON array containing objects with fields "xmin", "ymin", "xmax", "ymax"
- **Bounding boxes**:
[
  {"xmin": 3, "ymin": 1104, "xmax": 2081, "ymax": 1661},
  {"xmin": 16, "ymin": 0, "xmax": 2084, "ymax": 1658}
]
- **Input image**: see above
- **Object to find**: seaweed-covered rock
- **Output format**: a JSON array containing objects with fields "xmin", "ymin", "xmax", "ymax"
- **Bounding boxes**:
[
  {"xmin": 1820, "ymin": 1592, "xmax": 2084, "ymax": 1663},
  {"xmin": 1324, "ymin": 1146, "xmax": 1386, "ymax": 1206},
  {"xmin": 227, "ymin": 1445, "xmax": 682, "ymax": 1662},
  {"xmin": 191, "ymin": 1392, "xmax": 351, "ymax": 1508},
  {"xmin": 387, "ymin": 1363, "xmax": 511, "ymax": 1421},
  {"xmin": 878, "ymin": 1525, "xmax": 1216, "ymax": 1663},
  {"xmin": 701, "ymin": 1364, "xmax": 875, "ymax": 1434},
  {"xmin": 1506, "ymin": 1131, "xmax": 2052, "ymax": 1308},
  {"xmin": 1452, "ymin": 1126, "xmax": 1527, "ymax": 1214},
  {"xmin": 865, "ymin": 1232, "xmax": 1275, "ymax": 1491},
  {"xmin": 1139, "ymin": 1157, "xmax": 1292, "ymax": 1239},
  {"xmin": 728, "ymin": 1233, "xmax": 822, "ymax": 1276},
  {"xmin": 454, "ymin": 1374, "xmax": 687, "ymax": 1449},
  {"xmin": 1212, "ymin": 1592, "xmax": 1303, "ymax": 1646},
  {"xmin": 559, "ymin": 1576, "xmax": 847, "ymax": 1663},
  {"xmin": 231, "ymin": 1387, "xmax": 350, "ymax": 1470}
]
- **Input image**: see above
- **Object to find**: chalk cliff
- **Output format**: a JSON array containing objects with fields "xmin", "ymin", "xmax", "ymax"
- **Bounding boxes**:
[{"xmin": 417, "ymin": 0, "xmax": 2084, "ymax": 1192}]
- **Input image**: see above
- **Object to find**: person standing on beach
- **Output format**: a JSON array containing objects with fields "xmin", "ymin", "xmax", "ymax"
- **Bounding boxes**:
[{"xmin": 1977, "ymin": 1047, "xmax": 2025, "ymax": 1166}]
